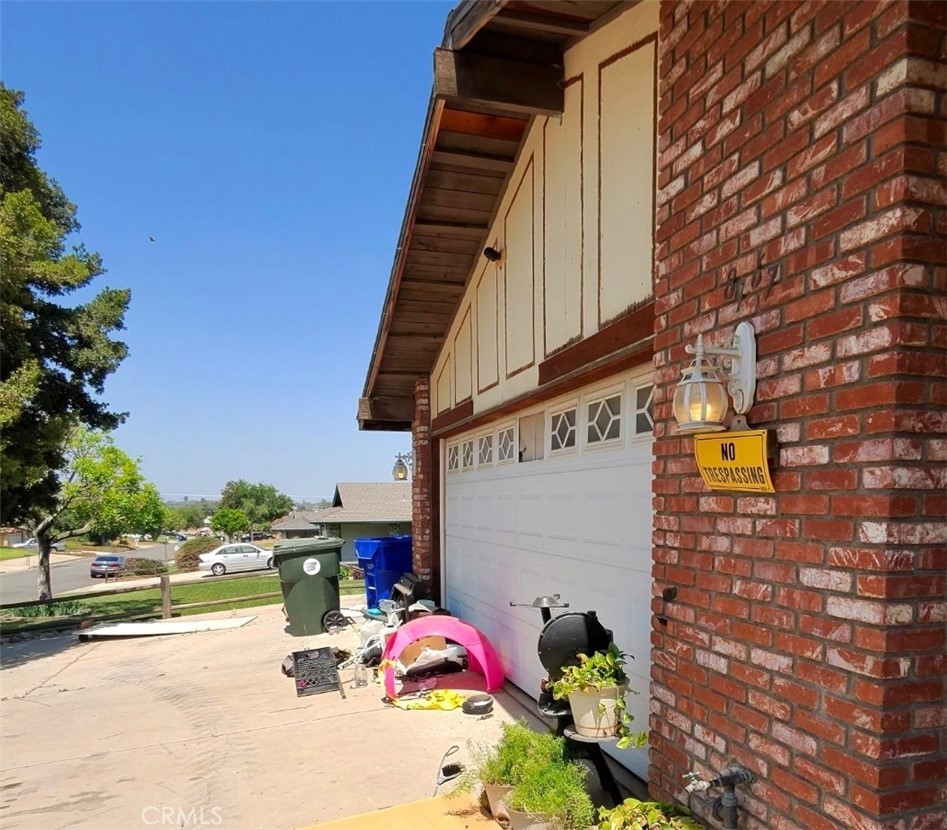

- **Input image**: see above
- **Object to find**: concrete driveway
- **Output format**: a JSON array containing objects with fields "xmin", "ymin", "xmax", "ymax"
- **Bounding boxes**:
[{"xmin": 0, "ymin": 603, "xmax": 539, "ymax": 830}]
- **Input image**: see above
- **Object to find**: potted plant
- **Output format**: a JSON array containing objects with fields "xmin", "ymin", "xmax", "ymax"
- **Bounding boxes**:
[
  {"xmin": 451, "ymin": 721, "xmax": 567, "ymax": 826},
  {"xmin": 597, "ymin": 797, "xmax": 703, "ymax": 829},
  {"xmin": 504, "ymin": 759, "xmax": 595, "ymax": 830},
  {"xmin": 549, "ymin": 643, "xmax": 646, "ymax": 749}
]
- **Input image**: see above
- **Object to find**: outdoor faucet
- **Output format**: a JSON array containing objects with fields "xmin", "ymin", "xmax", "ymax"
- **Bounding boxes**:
[{"xmin": 683, "ymin": 765, "xmax": 753, "ymax": 830}]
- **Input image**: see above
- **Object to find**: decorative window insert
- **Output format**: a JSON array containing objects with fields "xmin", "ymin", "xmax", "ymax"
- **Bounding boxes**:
[
  {"xmin": 587, "ymin": 393, "xmax": 622, "ymax": 444},
  {"xmin": 497, "ymin": 427, "xmax": 515, "ymax": 462},
  {"xmin": 478, "ymin": 435, "xmax": 493, "ymax": 466},
  {"xmin": 550, "ymin": 407, "xmax": 577, "ymax": 452},
  {"xmin": 447, "ymin": 444, "xmax": 460, "ymax": 472},
  {"xmin": 634, "ymin": 384, "xmax": 655, "ymax": 435},
  {"xmin": 462, "ymin": 439, "xmax": 474, "ymax": 469}
]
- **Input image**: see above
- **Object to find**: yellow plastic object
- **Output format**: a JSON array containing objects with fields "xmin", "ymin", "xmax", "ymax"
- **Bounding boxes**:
[{"xmin": 390, "ymin": 689, "xmax": 468, "ymax": 711}]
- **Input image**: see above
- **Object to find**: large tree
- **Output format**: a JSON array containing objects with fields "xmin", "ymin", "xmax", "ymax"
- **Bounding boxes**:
[
  {"xmin": 218, "ymin": 480, "xmax": 293, "ymax": 528},
  {"xmin": 0, "ymin": 84, "xmax": 131, "ymax": 525},
  {"xmin": 34, "ymin": 429, "xmax": 166, "ymax": 599},
  {"xmin": 210, "ymin": 508, "xmax": 250, "ymax": 540}
]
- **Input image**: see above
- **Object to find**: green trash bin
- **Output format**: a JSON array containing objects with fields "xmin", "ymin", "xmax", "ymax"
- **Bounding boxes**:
[{"xmin": 273, "ymin": 537, "xmax": 344, "ymax": 636}]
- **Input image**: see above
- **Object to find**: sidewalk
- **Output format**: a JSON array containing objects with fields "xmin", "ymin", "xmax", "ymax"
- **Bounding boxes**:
[
  {"xmin": 0, "ymin": 553, "xmax": 81, "ymax": 574},
  {"xmin": 62, "ymin": 568, "xmax": 215, "ymax": 596}
]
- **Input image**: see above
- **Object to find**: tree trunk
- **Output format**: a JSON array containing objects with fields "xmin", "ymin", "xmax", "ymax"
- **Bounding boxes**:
[{"xmin": 35, "ymin": 519, "xmax": 55, "ymax": 601}]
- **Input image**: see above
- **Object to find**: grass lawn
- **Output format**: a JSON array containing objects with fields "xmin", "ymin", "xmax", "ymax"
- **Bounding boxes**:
[
  {"xmin": 0, "ymin": 577, "xmax": 366, "ymax": 631},
  {"xmin": 80, "ymin": 576, "xmax": 365, "ymax": 618},
  {"xmin": 0, "ymin": 547, "xmax": 28, "ymax": 562}
]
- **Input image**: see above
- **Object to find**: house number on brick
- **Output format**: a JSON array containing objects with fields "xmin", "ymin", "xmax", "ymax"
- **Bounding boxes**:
[{"xmin": 693, "ymin": 430, "xmax": 775, "ymax": 494}]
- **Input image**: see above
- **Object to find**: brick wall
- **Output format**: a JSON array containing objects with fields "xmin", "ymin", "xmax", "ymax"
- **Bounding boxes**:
[
  {"xmin": 652, "ymin": 2, "xmax": 945, "ymax": 828},
  {"xmin": 412, "ymin": 377, "xmax": 441, "ymax": 602}
]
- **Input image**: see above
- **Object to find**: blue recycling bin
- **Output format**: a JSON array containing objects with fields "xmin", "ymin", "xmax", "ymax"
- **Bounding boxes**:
[{"xmin": 354, "ymin": 535, "xmax": 413, "ymax": 610}]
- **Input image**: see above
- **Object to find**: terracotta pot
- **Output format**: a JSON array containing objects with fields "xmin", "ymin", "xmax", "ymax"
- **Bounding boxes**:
[
  {"xmin": 506, "ymin": 806, "xmax": 557, "ymax": 830},
  {"xmin": 568, "ymin": 683, "xmax": 628, "ymax": 738},
  {"xmin": 484, "ymin": 783, "xmax": 514, "ymax": 827}
]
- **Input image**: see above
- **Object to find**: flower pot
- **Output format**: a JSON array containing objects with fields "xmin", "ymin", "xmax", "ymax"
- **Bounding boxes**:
[
  {"xmin": 484, "ymin": 783, "xmax": 514, "ymax": 827},
  {"xmin": 568, "ymin": 683, "xmax": 627, "ymax": 738},
  {"xmin": 506, "ymin": 806, "xmax": 558, "ymax": 830}
]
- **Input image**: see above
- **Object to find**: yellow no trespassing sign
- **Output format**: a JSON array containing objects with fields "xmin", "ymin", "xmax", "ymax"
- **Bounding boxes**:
[{"xmin": 694, "ymin": 429, "xmax": 775, "ymax": 493}]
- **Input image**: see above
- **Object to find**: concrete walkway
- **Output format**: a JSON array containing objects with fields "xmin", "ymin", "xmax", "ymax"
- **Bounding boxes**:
[
  {"xmin": 0, "ymin": 602, "xmax": 542, "ymax": 830},
  {"xmin": 0, "ymin": 553, "xmax": 81, "ymax": 574}
]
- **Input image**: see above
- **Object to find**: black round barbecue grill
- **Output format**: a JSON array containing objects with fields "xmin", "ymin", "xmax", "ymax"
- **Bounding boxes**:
[{"xmin": 511, "ymin": 594, "xmax": 624, "ymax": 805}]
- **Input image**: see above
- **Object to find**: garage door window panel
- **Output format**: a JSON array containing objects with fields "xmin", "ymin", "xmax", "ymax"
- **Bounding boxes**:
[
  {"xmin": 549, "ymin": 405, "xmax": 578, "ymax": 454},
  {"xmin": 634, "ymin": 384, "xmax": 655, "ymax": 437},
  {"xmin": 586, "ymin": 392, "xmax": 623, "ymax": 446},
  {"xmin": 448, "ymin": 444, "xmax": 460, "ymax": 473},
  {"xmin": 462, "ymin": 439, "xmax": 475, "ymax": 469},
  {"xmin": 479, "ymin": 434, "xmax": 494, "ymax": 466},
  {"xmin": 497, "ymin": 426, "xmax": 516, "ymax": 463}
]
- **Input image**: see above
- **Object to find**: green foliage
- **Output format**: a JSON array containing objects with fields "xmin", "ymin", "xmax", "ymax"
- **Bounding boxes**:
[
  {"xmin": 597, "ymin": 798, "xmax": 703, "ymax": 830},
  {"xmin": 0, "ymin": 600, "xmax": 90, "ymax": 619},
  {"xmin": 211, "ymin": 507, "xmax": 250, "ymax": 537},
  {"xmin": 54, "ymin": 429, "xmax": 159, "ymax": 543},
  {"xmin": 507, "ymin": 759, "xmax": 595, "ymax": 830},
  {"xmin": 175, "ymin": 536, "xmax": 219, "ymax": 571},
  {"xmin": 452, "ymin": 720, "xmax": 567, "ymax": 795},
  {"xmin": 219, "ymin": 480, "xmax": 293, "ymax": 527},
  {"xmin": 123, "ymin": 557, "xmax": 168, "ymax": 577},
  {"xmin": 550, "ymin": 644, "xmax": 646, "ymax": 750},
  {"xmin": 0, "ymin": 84, "xmax": 130, "ymax": 525},
  {"xmin": 165, "ymin": 502, "xmax": 206, "ymax": 532}
]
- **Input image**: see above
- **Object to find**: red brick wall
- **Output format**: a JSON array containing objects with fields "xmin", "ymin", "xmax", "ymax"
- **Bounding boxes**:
[
  {"xmin": 412, "ymin": 377, "xmax": 441, "ymax": 602},
  {"xmin": 652, "ymin": 2, "xmax": 945, "ymax": 828}
]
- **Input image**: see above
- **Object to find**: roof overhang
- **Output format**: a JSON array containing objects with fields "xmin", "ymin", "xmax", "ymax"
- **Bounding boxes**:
[{"xmin": 360, "ymin": 0, "xmax": 632, "ymax": 431}]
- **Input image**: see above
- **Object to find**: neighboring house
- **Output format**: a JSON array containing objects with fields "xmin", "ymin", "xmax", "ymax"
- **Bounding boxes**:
[
  {"xmin": 0, "ymin": 528, "xmax": 28, "ymax": 547},
  {"xmin": 271, "ymin": 482, "xmax": 412, "ymax": 561},
  {"xmin": 358, "ymin": 3, "xmax": 945, "ymax": 830}
]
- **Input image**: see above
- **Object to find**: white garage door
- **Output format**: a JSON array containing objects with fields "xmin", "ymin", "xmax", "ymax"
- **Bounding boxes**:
[{"xmin": 443, "ymin": 367, "xmax": 654, "ymax": 780}]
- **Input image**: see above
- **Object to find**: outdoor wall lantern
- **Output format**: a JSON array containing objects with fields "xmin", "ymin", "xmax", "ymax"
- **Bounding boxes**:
[
  {"xmin": 673, "ymin": 321, "xmax": 757, "ymax": 434},
  {"xmin": 392, "ymin": 452, "xmax": 413, "ymax": 481}
]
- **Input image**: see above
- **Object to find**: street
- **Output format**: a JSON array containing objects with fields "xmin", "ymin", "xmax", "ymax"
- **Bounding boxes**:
[{"xmin": 0, "ymin": 544, "xmax": 176, "ymax": 605}]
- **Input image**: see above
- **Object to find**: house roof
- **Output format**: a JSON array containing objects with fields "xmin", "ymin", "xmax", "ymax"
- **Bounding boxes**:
[
  {"xmin": 359, "ymin": 0, "xmax": 630, "ymax": 431},
  {"xmin": 273, "ymin": 482, "xmax": 413, "ymax": 528}
]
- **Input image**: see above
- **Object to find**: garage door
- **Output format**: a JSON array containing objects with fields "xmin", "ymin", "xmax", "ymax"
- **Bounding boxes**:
[{"xmin": 443, "ymin": 367, "xmax": 654, "ymax": 780}]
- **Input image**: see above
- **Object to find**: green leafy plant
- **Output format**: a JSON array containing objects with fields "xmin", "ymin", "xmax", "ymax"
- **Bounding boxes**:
[
  {"xmin": 451, "ymin": 720, "xmax": 567, "ymax": 795},
  {"xmin": 597, "ymin": 798, "xmax": 703, "ymax": 829},
  {"xmin": 506, "ymin": 759, "xmax": 595, "ymax": 829},
  {"xmin": 1, "ymin": 600, "xmax": 90, "ymax": 619},
  {"xmin": 550, "ymin": 644, "xmax": 646, "ymax": 750}
]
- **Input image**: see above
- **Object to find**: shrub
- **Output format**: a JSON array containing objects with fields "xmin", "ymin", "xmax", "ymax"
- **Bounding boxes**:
[
  {"xmin": 124, "ymin": 557, "xmax": 169, "ymax": 577},
  {"xmin": 1, "ymin": 600, "xmax": 91, "ymax": 619},
  {"xmin": 175, "ymin": 537, "xmax": 219, "ymax": 572},
  {"xmin": 598, "ymin": 798, "xmax": 703, "ymax": 829},
  {"xmin": 507, "ymin": 759, "xmax": 595, "ymax": 829}
]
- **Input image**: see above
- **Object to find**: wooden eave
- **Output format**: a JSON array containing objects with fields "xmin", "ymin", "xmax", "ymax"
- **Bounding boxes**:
[{"xmin": 360, "ymin": 0, "xmax": 631, "ymax": 431}]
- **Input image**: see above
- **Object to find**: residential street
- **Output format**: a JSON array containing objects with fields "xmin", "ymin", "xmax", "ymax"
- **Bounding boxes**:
[
  {"xmin": 0, "ymin": 545, "xmax": 176, "ymax": 605},
  {"xmin": 0, "ymin": 603, "xmax": 536, "ymax": 830}
]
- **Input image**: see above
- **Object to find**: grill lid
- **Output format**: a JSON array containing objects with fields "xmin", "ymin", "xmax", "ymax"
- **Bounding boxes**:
[{"xmin": 537, "ymin": 611, "xmax": 613, "ymax": 681}]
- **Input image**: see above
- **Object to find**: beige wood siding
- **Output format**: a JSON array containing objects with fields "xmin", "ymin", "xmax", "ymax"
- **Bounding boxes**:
[
  {"xmin": 598, "ymin": 38, "xmax": 656, "ymax": 325},
  {"xmin": 544, "ymin": 79, "xmax": 584, "ymax": 355},
  {"xmin": 429, "ymin": 1, "xmax": 658, "ymax": 418}
]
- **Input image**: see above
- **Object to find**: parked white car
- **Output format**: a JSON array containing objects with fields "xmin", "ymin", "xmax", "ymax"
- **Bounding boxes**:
[
  {"xmin": 198, "ymin": 543, "xmax": 274, "ymax": 576},
  {"xmin": 12, "ymin": 537, "xmax": 66, "ymax": 552}
]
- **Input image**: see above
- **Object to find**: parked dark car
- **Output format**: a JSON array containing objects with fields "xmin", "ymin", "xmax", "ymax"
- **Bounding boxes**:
[{"xmin": 90, "ymin": 555, "xmax": 126, "ymax": 578}]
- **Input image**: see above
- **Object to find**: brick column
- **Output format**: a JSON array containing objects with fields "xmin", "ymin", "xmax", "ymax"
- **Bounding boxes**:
[
  {"xmin": 412, "ymin": 377, "xmax": 440, "ymax": 603},
  {"xmin": 652, "ymin": 2, "xmax": 945, "ymax": 829}
]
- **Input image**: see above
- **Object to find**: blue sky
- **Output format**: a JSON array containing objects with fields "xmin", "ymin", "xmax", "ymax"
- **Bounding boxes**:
[{"xmin": 4, "ymin": 0, "xmax": 454, "ymax": 501}]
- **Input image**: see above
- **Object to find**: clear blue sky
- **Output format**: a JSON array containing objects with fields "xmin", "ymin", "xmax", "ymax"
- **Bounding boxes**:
[{"xmin": 4, "ymin": 0, "xmax": 454, "ymax": 501}]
